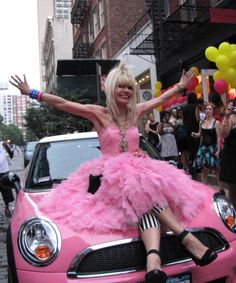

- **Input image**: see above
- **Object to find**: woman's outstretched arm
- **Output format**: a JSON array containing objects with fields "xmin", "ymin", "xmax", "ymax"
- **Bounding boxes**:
[
  {"xmin": 9, "ymin": 74, "xmax": 103, "ymax": 122},
  {"xmin": 136, "ymin": 69, "xmax": 194, "ymax": 117}
]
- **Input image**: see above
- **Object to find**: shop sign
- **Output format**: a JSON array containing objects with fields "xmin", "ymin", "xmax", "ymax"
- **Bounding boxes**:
[{"xmin": 210, "ymin": 8, "xmax": 236, "ymax": 24}]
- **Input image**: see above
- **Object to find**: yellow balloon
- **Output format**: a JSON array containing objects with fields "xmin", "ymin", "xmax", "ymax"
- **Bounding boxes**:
[
  {"xmin": 230, "ymin": 80, "xmax": 236, "ymax": 88},
  {"xmin": 154, "ymin": 89, "xmax": 161, "ymax": 97},
  {"xmin": 216, "ymin": 55, "xmax": 230, "ymax": 71},
  {"xmin": 229, "ymin": 50, "xmax": 236, "ymax": 66},
  {"xmin": 155, "ymin": 81, "xmax": 162, "ymax": 90},
  {"xmin": 218, "ymin": 42, "xmax": 232, "ymax": 56},
  {"xmin": 194, "ymin": 84, "xmax": 202, "ymax": 93},
  {"xmin": 205, "ymin": 46, "xmax": 219, "ymax": 62},
  {"xmin": 225, "ymin": 67, "xmax": 236, "ymax": 84},
  {"xmin": 231, "ymin": 44, "xmax": 236, "ymax": 51},
  {"xmin": 213, "ymin": 70, "xmax": 226, "ymax": 82},
  {"xmin": 191, "ymin": 66, "xmax": 199, "ymax": 76}
]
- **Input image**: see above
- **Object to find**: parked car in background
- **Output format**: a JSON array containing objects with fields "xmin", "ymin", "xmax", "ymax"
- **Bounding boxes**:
[
  {"xmin": 23, "ymin": 141, "xmax": 38, "ymax": 167},
  {"xmin": 7, "ymin": 132, "xmax": 236, "ymax": 283}
]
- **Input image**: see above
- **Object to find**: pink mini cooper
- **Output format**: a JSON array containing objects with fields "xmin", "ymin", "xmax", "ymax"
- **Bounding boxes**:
[{"xmin": 7, "ymin": 132, "xmax": 236, "ymax": 283}]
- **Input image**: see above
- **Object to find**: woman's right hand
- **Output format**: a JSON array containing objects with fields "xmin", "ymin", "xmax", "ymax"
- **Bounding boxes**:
[
  {"xmin": 191, "ymin": 132, "xmax": 197, "ymax": 138},
  {"xmin": 178, "ymin": 69, "xmax": 195, "ymax": 90},
  {"xmin": 9, "ymin": 75, "xmax": 31, "ymax": 96}
]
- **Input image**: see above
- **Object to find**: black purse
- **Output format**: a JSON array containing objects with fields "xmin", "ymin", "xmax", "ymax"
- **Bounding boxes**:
[{"xmin": 88, "ymin": 174, "xmax": 102, "ymax": 194}]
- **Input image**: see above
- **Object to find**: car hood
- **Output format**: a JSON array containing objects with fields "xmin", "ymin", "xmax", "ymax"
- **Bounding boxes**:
[
  {"xmin": 11, "ymin": 190, "xmax": 139, "ymax": 272},
  {"xmin": 11, "ymin": 186, "xmax": 236, "ymax": 272}
]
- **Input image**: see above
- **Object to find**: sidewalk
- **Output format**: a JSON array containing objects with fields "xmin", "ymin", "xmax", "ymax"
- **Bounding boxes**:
[{"xmin": 0, "ymin": 151, "xmax": 24, "ymax": 283}]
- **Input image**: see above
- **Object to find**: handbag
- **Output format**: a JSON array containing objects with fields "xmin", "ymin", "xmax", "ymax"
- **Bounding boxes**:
[{"xmin": 88, "ymin": 174, "xmax": 102, "ymax": 194}]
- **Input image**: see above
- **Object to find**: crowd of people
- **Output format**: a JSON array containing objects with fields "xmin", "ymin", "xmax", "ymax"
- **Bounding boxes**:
[{"xmin": 145, "ymin": 91, "xmax": 236, "ymax": 207}]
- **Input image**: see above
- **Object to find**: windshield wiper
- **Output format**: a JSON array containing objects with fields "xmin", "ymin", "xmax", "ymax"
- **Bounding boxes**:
[{"xmin": 31, "ymin": 178, "xmax": 67, "ymax": 187}]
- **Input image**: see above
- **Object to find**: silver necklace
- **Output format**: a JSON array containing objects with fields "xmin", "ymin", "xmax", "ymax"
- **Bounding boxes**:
[{"xmin": 117, "ymin": 114, "xmax": 128, "ymax": 152}]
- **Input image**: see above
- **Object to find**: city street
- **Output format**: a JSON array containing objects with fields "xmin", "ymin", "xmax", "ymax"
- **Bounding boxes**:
[{"xmin": 0, "ymin": 151, "xmax": 24, "ymax": 283}]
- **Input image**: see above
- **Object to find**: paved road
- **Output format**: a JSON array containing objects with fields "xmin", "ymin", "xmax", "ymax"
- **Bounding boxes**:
[{"xmin": 0, "ymin": 151, "xmax": 24, "ymax": 283}]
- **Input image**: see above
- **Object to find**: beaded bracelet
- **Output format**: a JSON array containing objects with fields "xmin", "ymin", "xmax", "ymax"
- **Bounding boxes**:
[
  {"xmin": 176, "ymin": 84, "xmax": 185, "ymax": 93},
  {"xmin": 29, "ymin": 89, "xmax": 43, "ymax": 102}
]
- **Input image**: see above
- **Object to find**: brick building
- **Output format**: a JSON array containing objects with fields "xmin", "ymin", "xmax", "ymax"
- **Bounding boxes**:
[
  {"xmin": 130, "ymin": 0, "xmax": 236, "ymax": 88},
  {"xmin": 71, "ymin": 0, "xmax": 147, "ymax": 59}
]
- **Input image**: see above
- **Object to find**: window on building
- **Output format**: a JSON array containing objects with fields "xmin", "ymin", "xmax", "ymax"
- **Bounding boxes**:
[
  {"xmin": 95, "ymin": 49, "xmax": 101, "ymax": 58},
  {"xmin": 136, "ymin": 71, "xmax": 151, "ymax": 89},
  {"xmin": 162, "ymin": 0, "xmax": 170, "ymax": 17},
  {"xmin": 101, "ymin": 42, "xmax": 107, "ymax": 59},
  {"xmin": 99, "ymin": 0, "xmax": 104, "ymax": 29},
  {"xmin": 93, "ymin": 8, "xmax": 99, "ymax": 38},
  {"xmin": 88, "ymin": 21, "xmax": 94, "ymax": 43}
]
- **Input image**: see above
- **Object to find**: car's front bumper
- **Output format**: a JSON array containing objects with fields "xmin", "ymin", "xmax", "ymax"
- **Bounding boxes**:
[{"xmin": 15, "ymin": 238, "xmax": 236, "ymax": 283}]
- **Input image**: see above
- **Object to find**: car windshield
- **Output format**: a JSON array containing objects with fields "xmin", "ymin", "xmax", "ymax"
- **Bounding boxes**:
[{"xmin": 25, "ymin": 136, "xmax": 160, "ymax": 190}]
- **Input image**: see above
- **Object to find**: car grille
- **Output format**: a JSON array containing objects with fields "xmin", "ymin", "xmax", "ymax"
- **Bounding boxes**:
[{"xmin": 67, "ymin": 228, "xmax": 229, "ymax": 278}]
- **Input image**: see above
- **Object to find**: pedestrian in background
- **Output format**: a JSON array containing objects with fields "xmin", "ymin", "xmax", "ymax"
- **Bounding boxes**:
[
  {"xmin": 175, "ymin": 107, "xmax": 190, "ymax": 171},
  {"xmin": 192, "ymin": 103, "xmax": 221, "ymax": 187},
  {"xmin": 0, "ymin": 141, "xmax": 14, "ymax": 217},
  {"xmin": 145, "ymin": 113, "xmax": 161, "ymax": 152},
  {"xmin": 168, "ymin": 108, "xmax": 177, "ymax": 127},
  {"xmin": 209, "ymin": 92, "xmax": 225, "ymax": 123},
  {"xmin": 159, "ymin": 111, "xmax": 179, "ymax": 161},
  {"xmin": 220, "ymin": 99, "xmax": 236, "ymax": 207},
  {"xmin": 183, "ymin": 92, "xmax": 199, "ymax": 178},
  {"xmin": 196, "ymin": 98, "xmax": 205, "ymax": 122}
]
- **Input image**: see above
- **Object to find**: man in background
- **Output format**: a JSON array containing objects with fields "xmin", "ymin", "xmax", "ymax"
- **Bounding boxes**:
[
  {"xmin": 183, "ymin": 92, "xmax": 200, "ymax": 178},
  {"xmin": 0, "ymin": 141, "xmax": 14, "ymax": 217}
]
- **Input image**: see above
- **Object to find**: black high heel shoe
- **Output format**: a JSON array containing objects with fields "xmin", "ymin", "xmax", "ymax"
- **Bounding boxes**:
[
  {"xmin": 177, "ymin": 229, "xmax": 217, "ymax": 266},
  {"xmin": 145, "ymin": 249, "xmax": 167, "ymax": 283}
]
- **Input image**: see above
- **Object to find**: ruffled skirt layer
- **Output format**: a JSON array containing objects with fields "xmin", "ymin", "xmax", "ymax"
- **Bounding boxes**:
[{"xmin": 39, "ymin": 153, "xmax": 206, "ymax": 233}]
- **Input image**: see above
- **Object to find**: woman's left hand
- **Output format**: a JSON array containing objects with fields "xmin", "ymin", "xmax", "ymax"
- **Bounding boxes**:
[{"xmin": 178, "ymin": 69, "xmax": 195, "ymax": 90}]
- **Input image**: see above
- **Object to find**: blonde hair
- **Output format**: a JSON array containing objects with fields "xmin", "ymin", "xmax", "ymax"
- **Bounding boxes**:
[{"xmin": 105, "ymin": 64, "xmax": 138, "ymax": 123}]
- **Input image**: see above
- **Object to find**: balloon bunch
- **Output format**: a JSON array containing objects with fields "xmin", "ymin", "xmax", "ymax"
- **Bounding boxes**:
[
  {"xmin": 205, "ymin": 42, "xmax": 236, "ymax": 94},
  {"xmin": 154, "ymin": 81, "xmax": 163, "ymax": 112}
]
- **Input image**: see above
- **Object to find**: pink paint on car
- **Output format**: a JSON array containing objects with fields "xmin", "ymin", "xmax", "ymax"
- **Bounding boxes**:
[{"xmin": 7, "ymin": 132, "xmax": 236, "ymax": 283}]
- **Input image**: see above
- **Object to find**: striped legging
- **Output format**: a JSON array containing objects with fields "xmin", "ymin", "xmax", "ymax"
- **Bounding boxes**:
[{"xmin": 138, "ymin": 204, "xmax": 168, "ymax": 233}]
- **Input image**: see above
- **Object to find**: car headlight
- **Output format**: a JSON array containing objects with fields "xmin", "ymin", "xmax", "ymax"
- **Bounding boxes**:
[
  {"xmin": 214, "ymin": 193, "xmax": 236, "ymax": 233},
  {"xmin": 18, "ymin": 217, "xmax": 61, "ymax": 266}
]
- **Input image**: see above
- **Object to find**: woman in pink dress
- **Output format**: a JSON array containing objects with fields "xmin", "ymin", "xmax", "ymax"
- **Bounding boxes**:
[{"xmin": 10, "ymin": 64, "xmax": 216, "ymax": 283}]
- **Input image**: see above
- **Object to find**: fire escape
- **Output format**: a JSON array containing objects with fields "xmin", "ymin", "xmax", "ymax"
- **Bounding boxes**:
[
  {"xmin": 71, "ymin": 0, "xmax": 93, "ymax": 58},
  {"xmin": 128, "ymin": 0, "xmax": 234, "ymax": 80}
]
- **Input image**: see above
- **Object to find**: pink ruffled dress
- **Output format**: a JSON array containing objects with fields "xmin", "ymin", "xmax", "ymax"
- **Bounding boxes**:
[{"xmin": 39, "ymin": 127, "xmax": 206, "ymax": 233}]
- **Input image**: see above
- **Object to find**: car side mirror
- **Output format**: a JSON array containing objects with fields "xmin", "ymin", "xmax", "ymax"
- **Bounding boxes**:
[{"xmin": 0, "ymin": 172, "xmax": 21, "ymax": 194}]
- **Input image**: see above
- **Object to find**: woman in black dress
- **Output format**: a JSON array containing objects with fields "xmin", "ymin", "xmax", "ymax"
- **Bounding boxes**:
[
  {"xmin": 192, "ymin": 103, "xmax": 221, "ymax": 186},
  {"xmin": 220, "ymin": 99, "xmax": 236, "ymax": 207}
]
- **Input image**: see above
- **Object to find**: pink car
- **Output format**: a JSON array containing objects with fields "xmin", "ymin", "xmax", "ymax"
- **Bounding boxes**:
[{"xmin": 7, "ymin": 132, "xmax": 236, "ymax": 283}]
